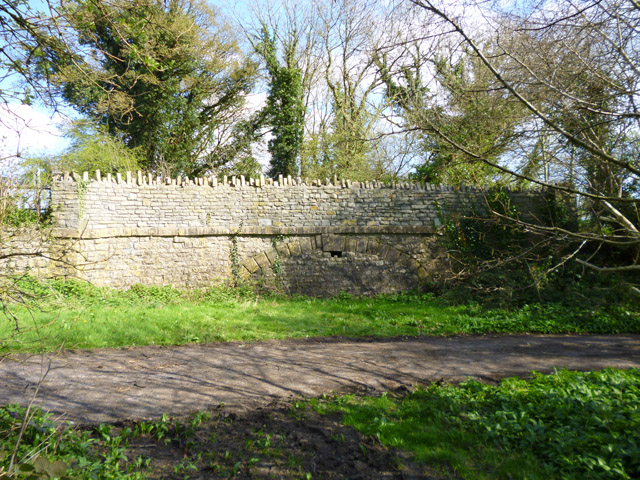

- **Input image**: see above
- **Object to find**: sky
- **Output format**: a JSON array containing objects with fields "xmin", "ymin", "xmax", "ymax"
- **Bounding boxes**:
[
  {"xmin": 0, "ymin": 0, "xmax": 71, "ymax": 172},
  {"xmin": 0, "ymin": 103, "xmax": 69, "ymax": 172}
]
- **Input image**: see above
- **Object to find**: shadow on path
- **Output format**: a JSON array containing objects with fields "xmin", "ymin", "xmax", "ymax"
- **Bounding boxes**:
[{"xmin": 1, "ymin": 334, "xmax": 639, "ymax": 424}]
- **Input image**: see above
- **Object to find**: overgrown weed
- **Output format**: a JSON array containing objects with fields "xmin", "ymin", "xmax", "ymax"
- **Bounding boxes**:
[
  {"xmin": 315, "ymin": 368, "xmax": 640, "ymax": 479},
  {"xmin": 4, "ymin": 368, "xmax": 637, "ymax": 479}
]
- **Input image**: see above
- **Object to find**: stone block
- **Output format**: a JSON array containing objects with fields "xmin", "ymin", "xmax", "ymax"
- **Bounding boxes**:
[
  {"xmin": 288, "ymin": 242, "xmax": 302, "ymax": 256},
  {"xmin": 242, "ymin": 257, "xmax": 260, "ymax": 274},
  {"xmin": 356, "ymin": 238, "xmax": 368, "ymax": 253},
  {"xmin": 265, "ymin": 249, "xmax": 278, "ymax": 264},
  {"xmin": 254, "ymin": 252, "xmax": 270, "ymax": 268},
  {"xmin": 299, "ymin": 237, "xmax": 313, "ymax": 253},
  {"xmin": 321, "ymin": 234, "xmax": 345, "ymax": 252},
  {"xmin": 275, "ymin": 242, "xmax": 291, "ymax": 257},
  {"xmin": 386, "ymin": 248, "xmax": 401, "ymax": 262},
  {"xmin": 366, "ymin": 240, "xmax": 379, "ymax": 255},
  {"xmin": 378, "ymin": 244, "xmax": 390, "ymax": 259}
]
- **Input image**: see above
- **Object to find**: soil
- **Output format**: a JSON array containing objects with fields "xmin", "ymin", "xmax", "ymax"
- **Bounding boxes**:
[
  {"xmin": 117, "ymin": 398, "xmax": 432, "ymax": 479},
  {"xmin": 2, "ymin": 334, "xmax": 639, "ymax": 426},
  {"xmin": 2, "ymin": 334, "xmax": 640, "ymax": 478}
]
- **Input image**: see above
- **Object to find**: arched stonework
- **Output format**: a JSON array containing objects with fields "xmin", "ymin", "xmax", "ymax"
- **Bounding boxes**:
[
  {"xmin": 240, "ymin": 234, "xmax": 433, "ymax": 297},
  {"xmin": 39, "ymin": 173, "xmax": 547, "ymax": 291}
]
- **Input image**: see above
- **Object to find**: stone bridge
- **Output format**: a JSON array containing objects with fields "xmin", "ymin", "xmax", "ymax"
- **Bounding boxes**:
[{"xmin": 2, "ymin": 172, "xmax": 547, "ymax": 296}]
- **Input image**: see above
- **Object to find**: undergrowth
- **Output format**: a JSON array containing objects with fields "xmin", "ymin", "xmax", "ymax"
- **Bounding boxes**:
[
  {"xmin": 437, "ymin": 189, "xmax": 640, "ymax": 310},
  {"xmin": 3, "ymin": 369, "xmax": 638, "ymax": 478},
  {"xmin": 311, "ymin": 368, "xmax": 640, "ymax": 479},
  {"xmin": 0, "ymin": 404, "xmax": 149, "ymax": 479}
]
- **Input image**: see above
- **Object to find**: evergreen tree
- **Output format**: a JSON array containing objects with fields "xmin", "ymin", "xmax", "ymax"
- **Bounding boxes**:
[
  {"xmin": 253, "ymin": 25, "xmax": 305, "ymax": 178},
  {"xmin": 36, "ymin": 0, "xmax": 257, "ymax": 176}
]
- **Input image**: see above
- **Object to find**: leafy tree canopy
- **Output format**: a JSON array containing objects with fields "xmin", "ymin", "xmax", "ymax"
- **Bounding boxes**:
[
  {"xmin": 53, "ymin": 120, "xmax": 142, "ymax": 175},
  {"xmin": 34, "ymin": 0, "xmax": 258, "ymax": 176}
]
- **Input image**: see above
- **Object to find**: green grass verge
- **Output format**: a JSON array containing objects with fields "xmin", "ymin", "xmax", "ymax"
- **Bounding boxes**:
[
  {"xmin": 1, "ymin": 277, "xmax": 638, "ymax": 353},
  {"xmin": 310, "ymin": 368, "xmax": 640, "ymax": 479},
  {"xmin": 2, "ymin": 369, "xmax": 638, "ymax": 479}
]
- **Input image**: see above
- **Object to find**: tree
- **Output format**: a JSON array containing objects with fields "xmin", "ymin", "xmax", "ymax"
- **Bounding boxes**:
[
  {"xmin": 392, "ymin": 0, "xmax": 639, "ymax": 275},
  {"xmin": 37, "ymin": 120, "xmax": 142, "ymax": 176},
  {"xmin": 415, "ymin": 51, "xmax": 527, "ymax": 184},
  {"xmin": 36, "ymin": 0, "xmax": 258, "ymax": 176},
  {"xmin": 246, "ymin": 0, "xmax": 415, "ymax": 182},
  {"xmin": 314, "ymin": 0, "xmax": 384, "ymax": 181},
  {"xmin": 0, "ymin": 1, "xmax": 69, "ymax": 107},
  {"xmin": 252, "ymin": 24, "xmax": 305, "ymax": 177}
]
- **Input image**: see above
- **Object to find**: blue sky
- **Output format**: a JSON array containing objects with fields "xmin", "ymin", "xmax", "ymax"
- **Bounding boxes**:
[{"xmin": 0, "ymin": 0, "xmax": 73, "ymax": 164}]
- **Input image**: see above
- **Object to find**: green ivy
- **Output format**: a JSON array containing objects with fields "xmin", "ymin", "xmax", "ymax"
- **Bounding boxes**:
[
  {"xmin": 253, "ymin": 25, "xmax": 305, "ymax": 177},
  {"xmin": 76, "ymin": 178, "xmax": 89, "ymax": 220},
  {"xmin": 229, "ymin": 223, "xmax": 243, "ymax": 288}
]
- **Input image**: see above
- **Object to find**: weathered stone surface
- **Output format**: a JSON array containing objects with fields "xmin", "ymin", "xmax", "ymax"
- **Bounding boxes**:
[
  {"xmin": 265, "ymin": 249, "xmax": 278, "ymax": 264},
  {"xmin": 242, "ymin": 257, "xmax": 260, "ymax": 274},
  {"xmin": 50, "ymin": 177, "xmax": 511, "ymax": 232},
  {"xmin": 386, "ymin": 248, "xmax": 401, "ymax": 262},
  {"xmin": 356, "ymin": 238, "xmax": 368, "ymax": 253},
  {"xmin": 321, "ymin": 234, "xmax": 345, "ymax": 252},
  {"xmin": 254, "ymin": 252, "xmax": 270, "ymax": 268},
  {"xmin": 275, "ymin": 242, "xmax": 291, "ymax": 257},
  {"xmin": 298, "ymin": 237, "xmax": 313, "ymax": 253},
  {"xmin": 288, "ymin": 242, "xmax": 302, "ymax": 256},
  {"xmin": 0, "ymin": 177, "xmax": 549, "ymax": 296}
]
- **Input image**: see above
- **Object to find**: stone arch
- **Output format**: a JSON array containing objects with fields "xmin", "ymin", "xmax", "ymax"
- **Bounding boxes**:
[{"xmin": 240, "ymin": 234, "xmax": 431, "ymax": 296}]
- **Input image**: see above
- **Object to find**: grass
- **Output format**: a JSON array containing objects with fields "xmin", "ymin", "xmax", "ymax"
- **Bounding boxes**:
[
  {"xmin": 2, "ymin": 368, "xmax": 638, "ymax": 479},
  {"xmin": 1, "ymin": 277, "xmax": 638, "ymax": 354},
  {"xmin": 309, "ymin": 368, "xmax": 640, "ymax": 479},
  {"xmin": 1, "ymin": 277, "xmax": 639, "ymax": 478}
]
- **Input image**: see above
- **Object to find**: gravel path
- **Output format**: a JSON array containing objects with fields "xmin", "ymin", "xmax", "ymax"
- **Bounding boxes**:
[{"xmin": 2, "ymin": 334, "xmax": 639, "ymax": 425}]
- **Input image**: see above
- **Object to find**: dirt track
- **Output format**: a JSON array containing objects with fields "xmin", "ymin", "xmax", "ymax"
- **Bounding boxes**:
[{"xmin": 2, "ymin": 334, "xmax": 639, "ymax": 425}]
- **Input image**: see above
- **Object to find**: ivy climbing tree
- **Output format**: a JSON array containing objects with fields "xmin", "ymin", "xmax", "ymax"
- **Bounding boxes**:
[
  {"xmin": 253, "ymin": 25, "xmax": 305, "ymax": 178},
  {"xmin": 32, "ymin": 0, "xmax": 257, "ymax": 177}
]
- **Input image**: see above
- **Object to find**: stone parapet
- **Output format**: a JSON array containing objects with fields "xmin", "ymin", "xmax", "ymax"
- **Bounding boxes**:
[
  {"xmin": 0, "ymin": 172, "xmax": 552, "ymax": 296},
  {"xmin": 52, "ymin": 171, "xmax": 544, "ymax": 234},
  {"xmin": 52, "ymin": 225, "xmax": 437, "ymax": 239}
]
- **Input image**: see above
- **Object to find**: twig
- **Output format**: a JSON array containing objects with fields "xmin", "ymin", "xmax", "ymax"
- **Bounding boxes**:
[
  {"xmin": 546, "ymin": 240, "xmax": 588, "ymax": 275},
  {"xmin": 575, "ymin": 259, "xmax": 640, "ymax": 272},
  {"xmin": 8, "ymin": 356, "xmax": 52, "ymax": 474}
]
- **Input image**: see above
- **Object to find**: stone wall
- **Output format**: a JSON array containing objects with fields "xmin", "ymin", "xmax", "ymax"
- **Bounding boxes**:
[
  {"xmin": 1, "ymin": 172, "xmax": 549, "ymax": 296},
  {"xmin": 52, "ymin": 172, "xmax": 491, "ymax": 232},
  {"xmin": 0, "ymin": 228, "xmax": 59, "ymax": 277}
]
